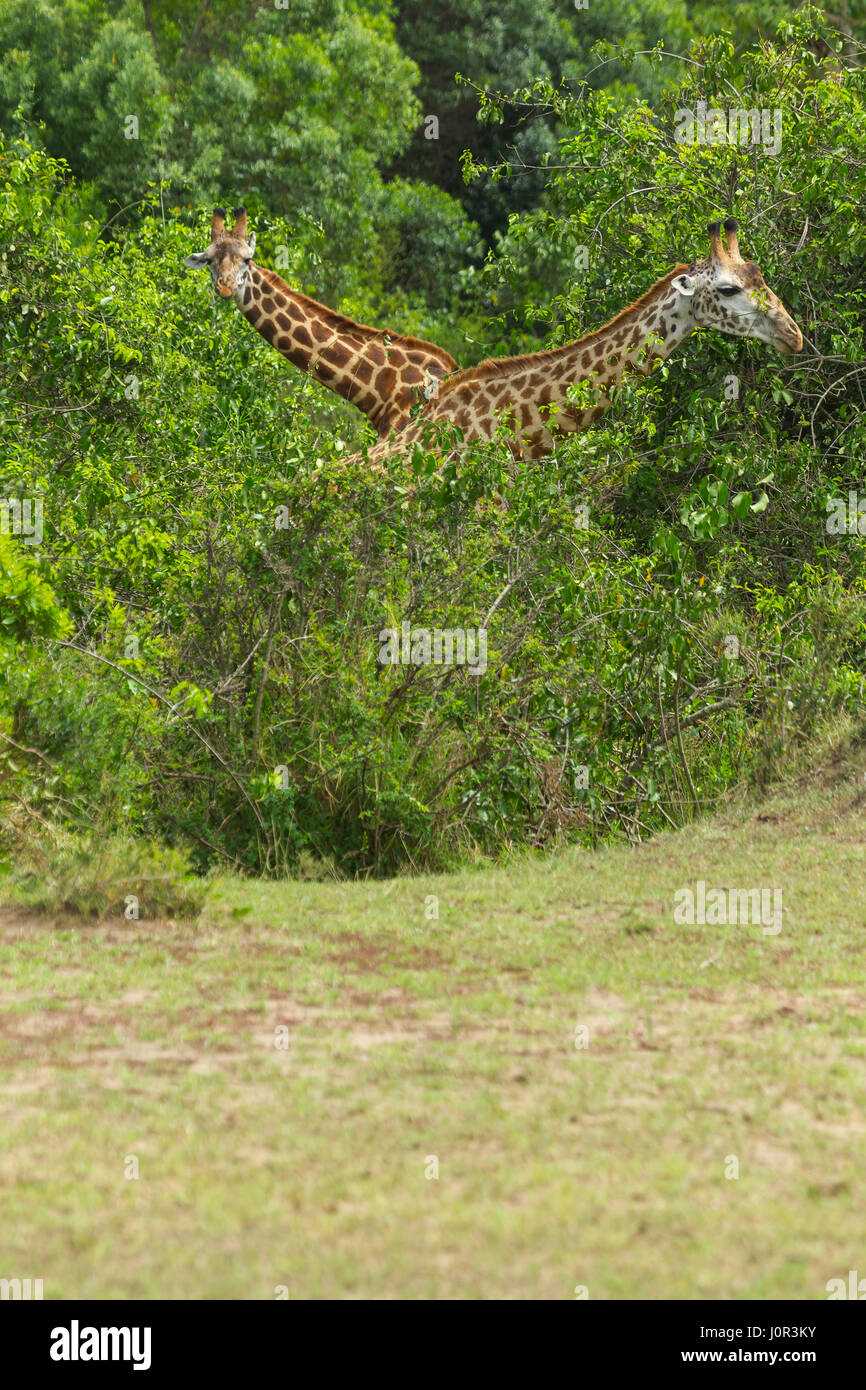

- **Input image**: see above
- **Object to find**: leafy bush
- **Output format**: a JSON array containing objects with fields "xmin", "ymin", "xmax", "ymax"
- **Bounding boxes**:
[{"xmin": 1, "ymin": 830, "xmax": 207, "ymax": 919}]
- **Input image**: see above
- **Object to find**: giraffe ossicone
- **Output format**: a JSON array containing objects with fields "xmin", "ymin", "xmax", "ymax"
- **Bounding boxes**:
[{"xmin": 184, "ymin": 206, "xmax": 458, "ymax": 436}]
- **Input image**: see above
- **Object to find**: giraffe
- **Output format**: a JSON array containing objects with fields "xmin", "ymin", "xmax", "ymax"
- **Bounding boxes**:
[
  {"xmin": 357, "ymin": 220, "xmax": 802, "ymax": 464},
  {"xmin": 184, "ymin": 207, "xmax": 457, "ymax": 435}
]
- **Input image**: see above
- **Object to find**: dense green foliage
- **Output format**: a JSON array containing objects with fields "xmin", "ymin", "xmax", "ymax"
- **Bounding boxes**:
[
  {"xmin": 0, "ymin": 0, "xmax": 480, "ymax": 309},
  {"xmin": 1, "ymin": 5, "xmax": 865, "ymax": 878}
]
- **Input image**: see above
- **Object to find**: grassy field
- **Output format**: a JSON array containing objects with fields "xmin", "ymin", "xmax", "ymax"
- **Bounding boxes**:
[{"xmin": 1, "ymin": 734, "xmax": 865, "ymax": 1300}]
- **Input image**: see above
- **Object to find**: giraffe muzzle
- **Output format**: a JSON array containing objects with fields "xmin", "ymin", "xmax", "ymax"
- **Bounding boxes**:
[{"xmin": 776, "ymin": 320, "xmax": 803, "ymax": 354}]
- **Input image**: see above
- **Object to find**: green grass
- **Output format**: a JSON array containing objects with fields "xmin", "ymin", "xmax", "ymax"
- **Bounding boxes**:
[{"xmin": 1, "ymin": 735, "xmax": 865, "ymax": 1299}]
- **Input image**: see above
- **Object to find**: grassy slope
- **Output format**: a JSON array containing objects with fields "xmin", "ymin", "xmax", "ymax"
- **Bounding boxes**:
[{"xmin": 1, "ymin": 736, "xmax": 865, "ymax": 1300}]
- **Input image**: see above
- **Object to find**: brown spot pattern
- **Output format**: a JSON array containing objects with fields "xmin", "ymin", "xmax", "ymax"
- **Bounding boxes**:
[{"xmin": 377, "ymin": 367, "xmax": 397, "ymax": 399}]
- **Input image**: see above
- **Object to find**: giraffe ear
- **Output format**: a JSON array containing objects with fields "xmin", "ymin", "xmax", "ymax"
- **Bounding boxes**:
[
  {"xmin": 244, "ymin": 232, "xmax": 256, "ymax": 259},
  {"xmin": 671, "ymin": 273, "xmax": 696, "ymax": 297},
  {"xmin": 184, "ymin": 251, "xmax": 212, "ymax": 269}
]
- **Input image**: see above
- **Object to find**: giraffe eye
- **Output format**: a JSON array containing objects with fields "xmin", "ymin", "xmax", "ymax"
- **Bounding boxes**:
[{"xmin": 718, "ymin": 286, "xmax": 740, "ymax": 297}]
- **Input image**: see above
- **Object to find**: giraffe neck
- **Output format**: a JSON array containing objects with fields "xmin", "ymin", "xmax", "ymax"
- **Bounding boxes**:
[
  {"xmin": 237, "ymin": 265, "xmax": 443, "ymax": 432},
  {"xmin": 418, "ymin": 267, "xmax": 696, "ymax": 461},
  {"xmin": 475, "ymin": 268, "xmax": 693, "ymax": 405},
  {"xmin": 551, "ymin": 268, "xmax": 694, "ymax": 390}
]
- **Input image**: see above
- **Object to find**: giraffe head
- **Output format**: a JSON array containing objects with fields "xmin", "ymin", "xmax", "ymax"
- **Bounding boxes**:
[
  {"xmin": 184, "ymin": 207, "xmax": 257, "ymax": 300},
  {"xmin": 670, "ymin": 219, "xmax": 802, "ymax": 354}
]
